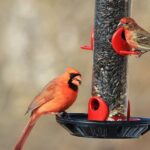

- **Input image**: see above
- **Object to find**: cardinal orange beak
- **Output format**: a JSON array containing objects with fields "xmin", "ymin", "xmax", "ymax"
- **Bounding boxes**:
[{"xmin": 72, "ymin": 75, "xmax": 82, "ymax": 86}]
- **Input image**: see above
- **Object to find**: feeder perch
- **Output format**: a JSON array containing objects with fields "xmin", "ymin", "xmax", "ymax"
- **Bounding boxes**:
[
  {"xmin": 80, "ymin": 29, "xmax": 94, "ymax": 51},
  {"xmin": 56, "ymin": 0, "xmax": 150, "ymax": 138}
]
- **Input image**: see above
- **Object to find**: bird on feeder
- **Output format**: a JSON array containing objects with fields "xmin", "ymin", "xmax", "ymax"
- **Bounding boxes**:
[{"xmin": 118, "ymin": 17, "xmax": 150, "ymax": 56}]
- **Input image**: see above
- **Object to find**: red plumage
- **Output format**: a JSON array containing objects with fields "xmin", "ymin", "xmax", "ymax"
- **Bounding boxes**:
[{"xmin": 14, "ymin": 67, "xmax": 81, "ymax": 150}]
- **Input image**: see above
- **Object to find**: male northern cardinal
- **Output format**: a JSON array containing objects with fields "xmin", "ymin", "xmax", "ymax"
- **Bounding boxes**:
[
  {"xmin": 14, "ymin": 67, "xmax": 82, "ymax": 150},
  {"xmin": 118, "ymin": 17, "xmax": 150, "ymax": 55}
]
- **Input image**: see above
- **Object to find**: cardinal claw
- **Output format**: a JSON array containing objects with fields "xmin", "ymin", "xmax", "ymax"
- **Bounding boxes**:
[{"xmin": 56, "ymin": 111, "xmax": 68, "ymax": 118}]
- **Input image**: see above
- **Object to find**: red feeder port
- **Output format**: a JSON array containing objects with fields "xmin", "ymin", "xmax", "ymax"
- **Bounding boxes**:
[
  {"xmin": 111, "ymin": 27, "xmax": 140, "ymax": 56},
  {"xmin": 88, "ymin": 96, "xmax": 109, "ymax": 121}
]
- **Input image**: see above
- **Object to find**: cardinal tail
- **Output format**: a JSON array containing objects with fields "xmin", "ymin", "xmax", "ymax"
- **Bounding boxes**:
[{"xmin": 13, "ymin": 114, "xmax": 39, "ymax": 150}]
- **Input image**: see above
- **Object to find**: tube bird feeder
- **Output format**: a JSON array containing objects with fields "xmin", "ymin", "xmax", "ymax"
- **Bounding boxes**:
[{"xmin": 56, "ymin": 0, "xmax": 150, "ymax": 138}]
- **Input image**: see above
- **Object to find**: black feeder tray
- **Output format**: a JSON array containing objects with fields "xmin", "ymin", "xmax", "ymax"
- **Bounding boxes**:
[{"xmin": 56, "ymin": 113, "xmax": 150, "ymax": 139}]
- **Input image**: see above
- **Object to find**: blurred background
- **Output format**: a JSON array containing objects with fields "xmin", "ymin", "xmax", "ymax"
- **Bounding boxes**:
[{"xmin": 0, "ymin": 0, "xmax": 150, "ymax": 150}]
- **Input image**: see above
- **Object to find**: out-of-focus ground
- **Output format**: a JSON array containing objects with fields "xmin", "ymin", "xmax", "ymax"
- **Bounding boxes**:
[{"xmin": 0, "ymin": 0, "xmax": 150, "ymax": 150}]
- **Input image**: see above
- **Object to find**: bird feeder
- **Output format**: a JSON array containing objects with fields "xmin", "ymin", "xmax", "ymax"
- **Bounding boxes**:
[{"xmin": 56, "ymin": 0, "xmax": 150, "ymax": 138}]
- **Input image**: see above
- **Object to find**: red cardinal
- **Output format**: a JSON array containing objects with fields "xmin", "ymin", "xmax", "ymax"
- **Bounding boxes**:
[
  {"xmin": 118, "ymin": 17, "xmax": 150, "ymax": 55},
  {"xmin": 14, "ymin": 67, "xmax": 82, "ymax": 150}
]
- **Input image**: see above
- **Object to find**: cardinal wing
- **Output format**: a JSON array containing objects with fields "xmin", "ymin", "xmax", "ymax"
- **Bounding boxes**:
[{"xmin": 25, "ymin": 79, "xmax": 58, "ymax": 114}]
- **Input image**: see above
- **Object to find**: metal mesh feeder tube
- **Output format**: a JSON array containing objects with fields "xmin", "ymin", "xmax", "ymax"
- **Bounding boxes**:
[{"xmin": 91, "ymin": 0, "xmax": 130, "ymax": 121}]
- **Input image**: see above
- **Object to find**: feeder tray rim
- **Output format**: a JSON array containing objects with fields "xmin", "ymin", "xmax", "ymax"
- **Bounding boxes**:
[
  {"xmin": 56, "ymin": 113, "xmax": 150, "ymax": 125},
  {"xmin": 56, "ymin": 113, "xmax": 150, "ymax": 139}
]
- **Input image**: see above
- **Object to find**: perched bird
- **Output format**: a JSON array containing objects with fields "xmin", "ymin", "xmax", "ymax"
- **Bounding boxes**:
[
  {"xmin": 14, "ymin": 67, "xmax": 82, "ymax": 150},
  {"xmin": 118, "ymin": 17, "xmax": 150, "ymax": 55}
]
